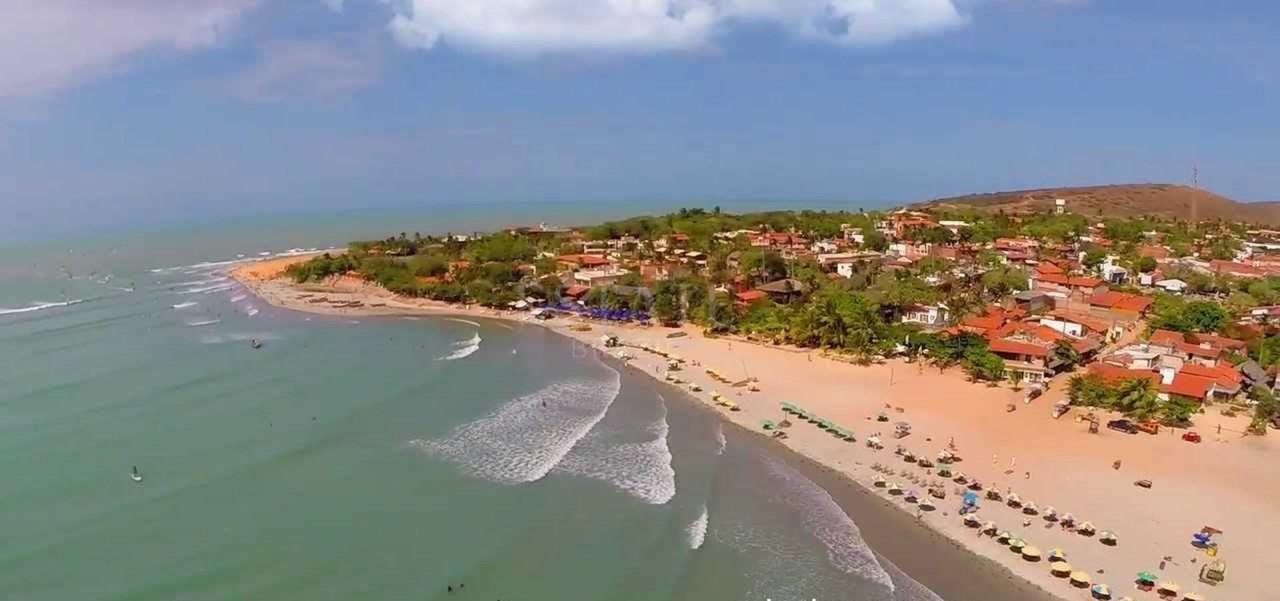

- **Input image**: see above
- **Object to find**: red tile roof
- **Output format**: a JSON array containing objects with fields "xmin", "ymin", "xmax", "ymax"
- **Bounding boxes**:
[
  {"xmin": 1048, "ymin": 310, "xmax": 1112, "ymax": 334},
  {"xmin": 1088, "ymin": 363, "xmax": 1161, "ymax": 386},
  {"xmin": 1179, "ymin": 363, "xmax": 1242, "ymax": 386},
  {"xmin": 1035, "ymin": 261, "xmax": 1065, "ymax": 275},
  {"xmin": 1034, "ymin": 272, "xmax": 1105, "ymax": 288},
  {"xmin": 1088, "ymin": 291, "xmax": 1154, "ymax": 313},
  {"xmin": 960, "ymin": 307, "xmax": 1011, "ymax": 333},
  {"xmin": 1177, "ymin": 342, "xmax": 1223, "ymax": 359},
  {"xmin": 558, "ymin": 254, "xmax": 612, "ymax": 268},
  {"xmin": 1188, "ymin": 333, "xmax": 1247, "ymax": 351},
  {"xmin": 988, "ymin": 338, "xmax": 1050, "ymax": 358},
  {"xmin": 1149, "ymin": 329, "xmax": 1185, "ymax": 347},
  {"xmin": 735, "ymin": 290, "xmax": 768, "ymax": 303},
  {"xmin": 564, "ymin": 285, "xmax": 590, "ymax": 298},
  {"xmin": 1161, "ymin": 373, "xmax": 1216, "ymax": 400}
]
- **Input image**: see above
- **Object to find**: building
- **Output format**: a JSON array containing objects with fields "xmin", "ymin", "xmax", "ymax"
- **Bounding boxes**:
[
  {"xmin": 1013, "ymin": 290, "xmax": 1053, "ymax": 313},
  {"xmin": 1055, "ymin": 198, "xmax": 1066, "ymax": 215},
  {"xmin": 573, "ymin": 267, "xmax": 630, "ymax": 288},
  {"xmin": 557, "ymin": 254, "xmax": 613, "ymax": 270},
  {"xmin": 1087, "ymin": 291, "xmax": 1154, "ymax": 316},
  {"xmin": 1154, "ymin": 279, "xmax": 1188, "ymax": 294},
  {"xmin": 901, "ymin": 303, "xmax": 950, "ymax": 328},
  {"xmin": 755, "ymin": 278, "xmax": 807, "ymax": 304}
]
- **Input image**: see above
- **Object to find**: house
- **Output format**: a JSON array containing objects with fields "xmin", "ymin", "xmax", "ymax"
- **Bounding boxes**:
[
  {"xmin": 1087, "ymin": 291, "xmax": 1154, "ymax": 316},
  {"xmin": 901, "ymin": 303, "xmax": 950, "ymax": 329},
  {"xmin": 1243, "ymin": 305, "xmax": 1280, "ymax": 325},
  {"xmin": 557, "ymin": 254, "xmax": 613, "ymax": 270},
  {"xmin": 1031, "ymin": 271, "xmax": 1108, "ymax": 298},
  {"xmin": 1013, "ymin": 290, "xmax": 1053, "ymax": 313},
  {"xmin": 573, "ymin": 267, "xmax": 630, "ymax": 288},
  {"xmin": 734, "ymin": 289, "xmax": 769, "ymax": 305},
  {"xmin": 1161, "ymin": 363, "xmax": 1243, "ymax": 403},
  {"xmin": 755, "ymin": 278, "xmax": 807, "ymax": 304},
  {"xmin": 958, "ymin": 306, "xmax": 1018, "ymax": 336},
  {"xmin": 1040, "ymin": 310, "xmax": 1115, "ymax": 340},
  {"xmin": 1154, "ymin": 279, "xmax": 1188, "ymax": 294},
  {"xmin": 562, "ymin": 284, "xmax": 591, "ymax": 300},
  {"xmin": 1210, "ymin": 260, "xmax": 1266, "ymax": 279},
  {"xmin": 1088, "ymin": 362, "xmax": 1163, "ymax": 387},
  {"xmin": 1098, "ymin": 257, "xmax": 1129, "ymax": 284}
]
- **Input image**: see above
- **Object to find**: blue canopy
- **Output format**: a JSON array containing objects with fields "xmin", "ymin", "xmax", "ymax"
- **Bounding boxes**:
[{"xmin": 963, "ymin": 492, "xmax": 979, "ymax": 506}]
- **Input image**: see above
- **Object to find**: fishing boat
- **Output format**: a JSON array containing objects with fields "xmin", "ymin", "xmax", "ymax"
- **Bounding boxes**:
[
  {"xmin": 129, "ymin": 466, "xmax": 143, "ymax": 483},
  {"xmin": 250, "ymin": 339, "xmax": 263, "ymax": 349}
]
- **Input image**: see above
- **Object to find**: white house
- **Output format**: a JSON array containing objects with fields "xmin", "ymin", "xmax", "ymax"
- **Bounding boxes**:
[
  {"xmin": 1154, "ymin": 279, "xmax": 1188, "ymax": 294},
  {"xmin": 573, "ymin": 267, "xmax": 630, "ymax": 288},
  {"xmin": 901, "ymin": 303, "xmax": 950, "ymax": 328}
]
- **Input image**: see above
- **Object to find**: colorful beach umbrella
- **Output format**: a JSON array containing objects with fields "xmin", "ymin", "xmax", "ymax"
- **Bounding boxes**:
[
  {"xmin": 1091, "ymin": 583, "xmax": 1112, "ymax": 599},
  {"xmin": 1007, "ymin": 538, "xmax": 1026, "ymax": 550},
  {"xmin": 1136, "ymin": 571, "xmax": 1158, "ymax": 584},
  {"xmin": 1048, "ymin": 548, "xmax": 1067, "ymax": 562}
]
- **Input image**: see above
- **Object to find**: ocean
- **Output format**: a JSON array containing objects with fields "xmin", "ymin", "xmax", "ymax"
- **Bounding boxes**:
[{"xmin": 0, "ymin": 207, "xmax": 1021, "ymax": 601}]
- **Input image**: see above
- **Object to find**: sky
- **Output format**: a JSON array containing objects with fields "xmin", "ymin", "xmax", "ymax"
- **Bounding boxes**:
[{"xmin": 1, "ymin": 1, "xmax": 1278, "ymax": 238}]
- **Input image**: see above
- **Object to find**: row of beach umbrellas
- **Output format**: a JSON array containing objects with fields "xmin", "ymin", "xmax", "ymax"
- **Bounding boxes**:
[{"xmin": 780, "ymin": 402, "xmax": 856, "ymax": 442}]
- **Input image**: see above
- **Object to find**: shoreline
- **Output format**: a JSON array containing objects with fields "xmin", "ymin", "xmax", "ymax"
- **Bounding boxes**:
[{"xmin": 231, "ymin": 259, "xmax": 1276, "ymax": 601}]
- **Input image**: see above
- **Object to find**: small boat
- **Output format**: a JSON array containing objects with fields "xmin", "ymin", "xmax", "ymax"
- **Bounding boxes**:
[
  {"xmin": 129, "ymin": 466, "xmax": 143, "ymax": 483},
  {"xmin": 250, "ymin": 339, "xmax": 263, "ymax": 349}
]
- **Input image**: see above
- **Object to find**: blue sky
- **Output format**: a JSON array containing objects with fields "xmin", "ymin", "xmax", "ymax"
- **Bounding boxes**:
[{"xmin": 2, "ymin": 1, "xmax": 1278, "ymax": 238}]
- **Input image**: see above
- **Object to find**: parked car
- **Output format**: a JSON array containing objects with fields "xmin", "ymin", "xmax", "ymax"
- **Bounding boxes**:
[
  {"xmin": 1182, "ymin": 431, "xmax": 1202, "ymax": 443},
  {"xmin": 1136, "ymin": 421, "xmax": 1160, "ymax": 435},
  {"xmin": 1107, "ymin": 419, "xmax": 1139, "ymax": 434},
  {"xmin": 1134, "ymin": 479, "xmax": 1153, "ymax": 489}
]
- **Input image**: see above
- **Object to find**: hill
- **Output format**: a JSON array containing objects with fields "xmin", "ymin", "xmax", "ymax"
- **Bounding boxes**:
[{"xmin": 913, "ymin": 184, "xmax": 1280, "ymax": 225}]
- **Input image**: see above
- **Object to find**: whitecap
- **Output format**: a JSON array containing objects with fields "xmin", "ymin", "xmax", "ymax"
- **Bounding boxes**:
[
  {"xmin": 245, "ymin": 306, "xmax": 259, "ymax": 317},
  {"xmin": 687, "ymin": 505, "xmax": 709, "ymax": 550},
  {"xmin": 713, "ymin": 421, "xmax": 727, "ymax": 456},
  {"xmin": 554, "ymin": 392, "xmax": 677, "ymax": 504},
  {"xmin": 229, "ymin": 294, "xmax": 248, "ymax": 303},
  {"xmin": 172, "ymin": 301, "xmax": 198, "ymax": 309},
  {"xmin": 174, "ymin": 282, "xmax": 236, "ymax": 295},
  {"xmin": 410, "ymin": 370, "xmax": 621, "ymax": 484},
  {"xmin": 186, "ymin": 319, "xmax": 221, "ymax": 327},
  {"xmin": 0, "ymin": 299, "xmax": 86, "ymax": 316},
  {"xmin": 763, "ymin": 457, "xmax": 895, "ymax": 590},
  {"xmin": 876, "ymin": 551, "xmax": 944, "ymax": 601},
  {"xmin": 445, "ymin": 317, "xmax": 482, "ymax": 327},
  {"xmin": 438, "ymin": 332, "xmax": 481, "ymax": 361}
]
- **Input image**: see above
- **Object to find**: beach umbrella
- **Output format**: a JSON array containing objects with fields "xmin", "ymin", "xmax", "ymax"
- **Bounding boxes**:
[
  {"xmin": 963, "ymin": 515, "xmax": 981, "ymax": 528},
  {"xmin": 995, "ymin": 530, "xmax": 1011, "ymax": 543},
  {"xmin": 1182, "ymin": 593, "xmax": 1205, "ymax": 601},
  {"xmin": 1078, "ymin": 521, "xmax": 1096, "ymax": 535},
  {"xmin": 1007, "ymin": 538, "xmax": 1026, "ymax": 551},
  {"xmin": 1099, "ymin": 531, "xmax": 1118, "ymax": 545},
  {"xmin": 1048, "ymin": 548, "xmax": 1067, "ymax": 562},
  {"xmin": 982, "ymin": 521, "xmax": 997, "ymax": 534},
  {"xmin": 1006, "ymin": 493, "xmax": 1022, "ymax": 506},
  {"xmin": 873, "ymin": 477, "xmax": 887, "ymax": 488},
  {"xmin": 1135, "ymin": 571, "xmax": 1158, "ymax": 584},
  {"xmin": 1023, "ymin": 501, "xmax": 1039, "ymax": 515},
  {"xmin": 1050, "ymin": 563, "xmax": 1072, "ymax": 576},
  {"xmin": 919, "ymin": 499, "xmax": 936, "ymax": 511},
  {"xmin": 1061, "ymin": 512, "xmax": 1076, "ymax": 524},
  {"xmin": 1091, "ymin": 583, "xmax": 1112, "ymax": 599},
  {"xmin": 888, "ymin": 482, "xmax": 902, "ymax": 495},
  {"xmin": 1021, "ymin": 546, "xmax": 1042, "ymax": 561},
  {"xmin": 1115, "ymin": 598, "xmax": 1133, "ymax": 601},
  {"xmin": 1156, "ymin": 582, "xmax": 1180, "ymax": 595},
  {"xmin": 1069, "ymin": 571, "xmax": 1092, "ymax": 587}
]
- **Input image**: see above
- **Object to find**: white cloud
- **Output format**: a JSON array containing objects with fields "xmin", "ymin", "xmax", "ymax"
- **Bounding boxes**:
[
  {"xmin": 227, "ymin": 39, "xmax": 380, "ymax": 102},
  {"xmin": 386, "ymin": 0, "xmax": 969, "ymax": 56},
  {"xmin": 0, "ymin": 0, "xmax": 261, "ymax": 98}
]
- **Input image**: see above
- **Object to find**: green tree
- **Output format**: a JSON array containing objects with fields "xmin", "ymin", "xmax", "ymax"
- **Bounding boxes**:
[
  {"xmin": 963, "ymin": 348, "xmax": 1006, "ymax": 382},
  {"xmin": 1116, "ymin": 378, "xmax": 1159, "ymax": 420},
  {"xmin": 1135, "ymin": 256, "xmax": 1158, "ymax": 273},
  {"xmin": 1159, "ymin": 396, "xmax": 1199, "ymax": 427},
  {"xmin": 1249, "ymin": 387, "xmax": 1279, "ymax": 435},
  {"xmin": 1083, "ymin": 249, "xmax": 1107, "ymax": 270},
  {"xmin": 1052, "ymin": 339, "xmax": 1082, "ymax": 372}
]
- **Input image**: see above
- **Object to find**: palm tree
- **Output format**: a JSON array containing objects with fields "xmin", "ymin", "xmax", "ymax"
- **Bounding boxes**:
[
  {"xmin": 1052, "ymin": 339, "xmax": 1081, "ymax": 372},
  {"xmin": 1116, "ymin": 378, "xmax": 1158, "ymax": 419}
]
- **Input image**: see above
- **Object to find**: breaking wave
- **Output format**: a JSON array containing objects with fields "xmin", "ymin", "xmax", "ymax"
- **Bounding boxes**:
[
  {"xmin": 410, "ymin": 370, "xmax": 621, "ymax": 485},
  {"xmin": 763, "ymin": 457, "xmax": 895, "ymax": 591},
  {"xmin": 229, "ymin": 294, "xmax": 247, "ymax": 303},
  {"xmin": 438, "ymin": 332, "xmax": 481, "ymax": 361},
  {"xmin": 687, "ymin": 505, "xmax": 709, "ymax": 550},
  {"xmin": 185, "ymin": 319, "xmax": 221, "ymax": 327},
  {"xmin": 554, "ymin": 393, "xmax": 677, "ymax": 505},
  {"xmin": 0, "ymin": 299, "xmax": 87, "ymax": 316},
  {"xmin": 445, "ymin": 318, "xmax": 482, "ymax": 327},
  {"xmin": 172, "ymin": 301, "xmax": 198, "ymax": 309}
]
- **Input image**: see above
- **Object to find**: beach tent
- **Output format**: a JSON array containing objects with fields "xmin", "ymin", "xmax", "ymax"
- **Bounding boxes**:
[
  {"xmin": 1050, "ymin": 563, "xmax": 1073, "ymax": 576},
  {"xmin": 1021, "ymin": 546, "xmax": 1042, "ymax": 561},
  {"xmin": 1091, "ymin": 583, "xmax": 1111, "ymax": 599},
  {"xmin": 1069, "ymin": 571, "xmax": 1092, "ymax": 587}
]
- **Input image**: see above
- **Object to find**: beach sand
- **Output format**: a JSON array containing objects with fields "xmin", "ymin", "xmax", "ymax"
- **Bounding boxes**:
[{"xmin": 232, "ymin": 266, "xmax": 1279, "ymax": 601}]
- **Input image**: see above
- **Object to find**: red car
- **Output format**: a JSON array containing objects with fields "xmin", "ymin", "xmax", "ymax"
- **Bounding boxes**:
[{"xmin": 1182, "ymin": 431, "xmax": 1202, "ymax": 443}]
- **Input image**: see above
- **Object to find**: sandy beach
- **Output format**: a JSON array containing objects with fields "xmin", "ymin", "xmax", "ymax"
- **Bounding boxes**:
[{"xmin": 233, "ymin": 259, "xmax": 1279, "ymax": 601}]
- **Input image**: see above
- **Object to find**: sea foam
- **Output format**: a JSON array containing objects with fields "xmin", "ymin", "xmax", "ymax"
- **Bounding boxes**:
[
  {"xmin": 0, "ymin": 299, "xmax": 86, "ymax": 316},
  {"xmin": 687, "ymin": 505, "xmax": 709, "ymax": 550},
  {"xmin": 411, "ymin": 370, "xmax": 621, "ymax": 485},
  {"xmin": 438, "ymin": 332, "xmax": 481, "ymax": 361},
  {"xmin": 763, "ymin": 457, "xmax": 895, "ymax": 591},
  {"xmin": 554, "ymin": 393, "xmax": 677, "ymax": 504}
]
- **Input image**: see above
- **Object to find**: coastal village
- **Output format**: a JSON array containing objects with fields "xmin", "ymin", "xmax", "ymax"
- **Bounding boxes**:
[{"xmin": 267, "ymin": 197, "xmax": 1280, "ymax": 601}]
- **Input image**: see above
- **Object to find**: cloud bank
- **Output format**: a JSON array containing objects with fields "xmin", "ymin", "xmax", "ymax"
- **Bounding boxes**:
[
  {"xmin": 387, "ymin": 0, "xmax": 969, "ymax": 55},
  {"xmin": 0, "ymin": 0, "xmax": 261, "ymax": 98}
]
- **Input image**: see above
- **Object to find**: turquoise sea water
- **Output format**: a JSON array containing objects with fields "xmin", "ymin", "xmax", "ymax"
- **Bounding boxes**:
[{"xmin": 1, "ymin": 208, "xmax": 960, "ymax": 601}]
